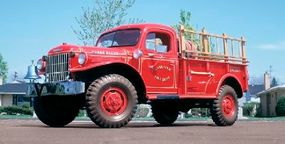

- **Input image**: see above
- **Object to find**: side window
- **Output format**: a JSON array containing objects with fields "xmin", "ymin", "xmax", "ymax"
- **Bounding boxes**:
[
  {"xmin": 146, "ymin": 32, "xmax": 170, "ymax": 53},
  {"xmin": 146, "ymin": 33, "xmax": 156, "ymax": 51}
]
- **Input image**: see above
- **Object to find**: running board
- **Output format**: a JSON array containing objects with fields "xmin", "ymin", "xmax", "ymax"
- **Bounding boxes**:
[{"xmin": 156, "ymin": 95, "xmax": 179, "ymax": 100}]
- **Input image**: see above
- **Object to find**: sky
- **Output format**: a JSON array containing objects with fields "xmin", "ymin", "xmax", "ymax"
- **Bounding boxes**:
[{"xmin": 0, "ymin": 0, "xmax": 285, "ymax": 84}]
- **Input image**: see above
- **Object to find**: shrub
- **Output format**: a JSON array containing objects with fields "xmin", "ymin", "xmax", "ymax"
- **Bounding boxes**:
[
  {"xmin": 135, "ymin": 105, "xmax": 151, "ymax": 118},
  {"xmin": 243, "ymin": 102, "xmax": 257, "ymax": 117},
  {"xmin": 186, "ymin": 108, "xmax": 210, "ymax": 118},
  {"xmin": 276, "ymin": 97, "xmax": 285, "ymax": 116},
  {"xmin": 21, "ymin": 104, "xmax": 31, "ymax": 109},
  {"xmin": 0, "ymin": 105, "xmax": 33, "ymax": 115},
  {"xmin": 77, "ymin": 110, "xmax": 86, "ymax": 117},
  {"xmin": 255, "ymin": 104, "xmax": 262, "ymax": 117}
]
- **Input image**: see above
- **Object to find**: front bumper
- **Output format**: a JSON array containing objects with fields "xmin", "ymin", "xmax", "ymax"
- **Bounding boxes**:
[{"xmin": 26, "ymin": 81, "xmax": 85, "ymax": 97}]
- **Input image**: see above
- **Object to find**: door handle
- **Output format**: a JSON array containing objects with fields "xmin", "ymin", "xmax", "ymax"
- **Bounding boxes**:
[
  {"xmin": 147, "ymin": 53, "xmax": 165, "ymax": 59},
  {"xmin": 147, "ymin": 53, "xmax": 155, "ymax": 57}
]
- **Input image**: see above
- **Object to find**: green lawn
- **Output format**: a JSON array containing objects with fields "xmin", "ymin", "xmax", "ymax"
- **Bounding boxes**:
[
  {"xmin": 0, "ymin": 115, "xmax": 33, "ymax": 119},
  {"xmin": 244, "ymin": 116, "xmax": 285, "ymax": 121}
]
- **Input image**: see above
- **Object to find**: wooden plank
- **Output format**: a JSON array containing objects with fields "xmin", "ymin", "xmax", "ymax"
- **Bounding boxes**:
[
  {"xmin": 202, "ymin": 28, "xmax": 209, "ymax": 54},
  {"xmin": 184, "ymin": 29, "xmax": 243, "ymax": 42},
  {"xmin": 223, "ymin": 33, "xmax": 228, "ymax": 62},
  {"xmin": 179, "ymin": 25, "xmax": 186, "ymax": 54},
  {"xmin": 181, "ymin": 27, "xmax": 247, "ymax": 63},
  {"xmin": 241, "ymin": 36, "xmax": 247, "ymax": 63}
]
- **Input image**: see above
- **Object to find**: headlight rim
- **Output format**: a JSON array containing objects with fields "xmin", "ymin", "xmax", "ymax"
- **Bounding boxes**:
[{"xmin": 78, "ymin": 52, "xmax": 87, "ymax": 65}]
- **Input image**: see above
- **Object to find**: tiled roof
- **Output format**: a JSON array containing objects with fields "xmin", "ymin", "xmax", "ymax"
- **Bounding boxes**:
[
  {"xmin": 249, "ymin": 84, "xmax": 265, "ymax": 96},
  {"xmin": 0, "ymin": 83, "xmax": 27, "ymax": 94},
  {"xmin": 257, "ymin": 84, "xmax": 285, "ymax": 96}
]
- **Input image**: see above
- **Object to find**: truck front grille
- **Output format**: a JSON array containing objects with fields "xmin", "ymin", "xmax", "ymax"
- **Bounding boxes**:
[{"xmin": 46, "ymin": 53, "xmax": 69, "ymax": 82}]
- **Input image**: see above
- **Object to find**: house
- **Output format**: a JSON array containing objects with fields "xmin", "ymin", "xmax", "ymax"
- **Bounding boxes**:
[
  {"xmin": 256, "ymin": 85, "xmax": 285, "ymax": 117},
  {"xmin": 0, "ymin": 77, "xmax": 30, "ymax": 107},
  {"xmin": 244, "ymin": 84, "xmax": 264, "ymax": 102},
  {"xmin": 255, "ymin": 72, "xmax": 285, "ymax": 117}
]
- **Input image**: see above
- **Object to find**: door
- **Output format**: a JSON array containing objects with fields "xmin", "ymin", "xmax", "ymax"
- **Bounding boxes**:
[{"xmin": 141, "ymin": 31, "xmax": 177, "ymax": 93}]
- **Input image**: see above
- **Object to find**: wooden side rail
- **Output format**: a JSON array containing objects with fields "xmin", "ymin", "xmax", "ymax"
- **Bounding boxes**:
[{"xmin": 179, "ymin": 25, "xmax": 247, "ymax": 64}]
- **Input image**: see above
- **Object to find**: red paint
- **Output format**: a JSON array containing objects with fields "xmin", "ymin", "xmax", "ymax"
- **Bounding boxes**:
[
  {"xmin": 100, "ymin": 87, "xmax": 128, "ymax": 116},
  {"xmin": 222, "ymin": 95, "xmax": 236, "ymax": 119},
  {"xmin": 42, "ymin": 23, "xmax": 248, "ymax": 101}
]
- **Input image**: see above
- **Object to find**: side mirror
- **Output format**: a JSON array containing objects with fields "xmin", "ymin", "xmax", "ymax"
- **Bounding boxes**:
[{"xmin": 133, "ymin": 49, "xmax": 143, "ymax": 59}]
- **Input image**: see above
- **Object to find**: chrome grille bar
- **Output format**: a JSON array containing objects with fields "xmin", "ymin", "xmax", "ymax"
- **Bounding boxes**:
[{"xmin": 46, "ymin": 53, "xmax": 69, "ymax": 82}]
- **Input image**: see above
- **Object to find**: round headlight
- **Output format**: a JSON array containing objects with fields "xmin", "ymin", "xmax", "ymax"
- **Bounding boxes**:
[
  {"xmin": 78, "ymin": 53, "xmax": 86, "ymax": 65},
  {"xmin": 37, "ymin": 59, "xmax": 43, "ymax": 70}
]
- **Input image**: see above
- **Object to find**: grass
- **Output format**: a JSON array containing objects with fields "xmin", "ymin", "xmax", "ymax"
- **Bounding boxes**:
[
  {"xmin": 244, "ymin": 116, "xmax": 285, "ymax": 121},
  {"xmin": 0, "ymin": 114, "xmax": 33, "ymax": 119}
]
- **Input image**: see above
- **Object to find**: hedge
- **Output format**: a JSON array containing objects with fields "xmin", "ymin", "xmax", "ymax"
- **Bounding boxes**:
[
  {"xmin": 276, "ymin": 97, "xmax": 285, "ymax": 116},
  {"xmin": 0, "ymin": 105, "xmax": 33, "ymax": 115},
  {"xmin": 243, "ymin": 102, "xmax": 257, "ymax": 117}
]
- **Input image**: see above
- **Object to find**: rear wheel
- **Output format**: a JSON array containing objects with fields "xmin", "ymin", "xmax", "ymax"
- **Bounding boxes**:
[
  {"xmin": 151, "ymin": 101, "xmax": 179, "ymax": 126},
  {"xmin": 210, "ymin": 85, "xmax": 238, "ymax": 126},
  {"xmin": 86, "ymin": 74, "xmax": 138, "ymax": 128},
  {"xmin": 34, "ymin": 96, "xmax": 81, "ymax": 127}
]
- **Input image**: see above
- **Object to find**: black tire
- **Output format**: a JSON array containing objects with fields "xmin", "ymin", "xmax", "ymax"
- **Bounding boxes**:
[
  {"xmin": 210, "ymin": 85, "xmax": 238, "ymax": 126},
  {"xmin": 34, "ymin": 96, "xmax": 81, "ymax": 127},
  {"xmin": 86, "ymin": 74, "xmax": 138, "ymax": 128},
  {"xmin": 151, "ymin": 101, "xmax": 179, "ymax": 126}
]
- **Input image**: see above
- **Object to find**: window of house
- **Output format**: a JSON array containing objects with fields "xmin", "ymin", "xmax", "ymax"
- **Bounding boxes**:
[
  {"xmin": 146, "ymin": 32, "xmax": 170, "ymax": 53},
  {"xmin": 13, "ymin": 94, "xmax": 31, "ymax": 106},
  {"xmin": 12, "ymin": 95, "xmax": 17, "ymax": 105}
]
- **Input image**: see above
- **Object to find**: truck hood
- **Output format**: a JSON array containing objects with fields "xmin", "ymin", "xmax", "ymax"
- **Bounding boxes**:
[
  {"xmin": 48, "ymin": 43, "xmax": 129, "ymax": 56},
  {"xmin": 47, "ymin": 43, "xmax": 137, "ymax": 73}
]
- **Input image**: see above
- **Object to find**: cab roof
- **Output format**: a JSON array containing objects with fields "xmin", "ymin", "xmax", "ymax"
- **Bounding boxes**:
[{"xmin": 101, "ymin": 23, "xmax": 176, "ymax": 35}]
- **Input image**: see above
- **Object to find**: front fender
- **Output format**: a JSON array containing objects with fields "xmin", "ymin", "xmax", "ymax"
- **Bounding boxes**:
[{"xmin": 70, "ymin": 61, "xmax": 136, "ymax": 73}]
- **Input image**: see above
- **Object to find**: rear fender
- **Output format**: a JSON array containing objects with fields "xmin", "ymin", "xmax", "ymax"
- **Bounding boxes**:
[{"xmin": 216, "ymin": 74, "xmax": 243, "ymax": 98}]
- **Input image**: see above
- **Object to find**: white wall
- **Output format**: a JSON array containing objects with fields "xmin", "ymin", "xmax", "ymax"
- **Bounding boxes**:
[
  {"xmin": 0, "ymin": 76, "xmax": 3, "ymax": 85},
  {"xmin": 260, "ymin": 94, "xmax": 267, "ymax": 116},
  {"xmin": 0, "ymin": 94, "xmax": 13, "ymax": 107}
]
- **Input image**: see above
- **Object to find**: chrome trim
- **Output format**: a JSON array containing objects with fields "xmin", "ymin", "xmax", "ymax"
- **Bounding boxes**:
[
  {"xmin": 46, "ymin": 53, "xmax": 69, "ymax": 82},
  {"xmin": 26, "ymin": 81, "xmax": 85, "ymax": 97},
  {"xmin": 190, "ymin": 70, "xmax": 214, "ymax": 77}
]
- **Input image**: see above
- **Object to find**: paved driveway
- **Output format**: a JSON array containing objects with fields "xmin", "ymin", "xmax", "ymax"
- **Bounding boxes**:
[{"xmin": 0, "ymin": 119, "xmax": 284, "ymax": 144}]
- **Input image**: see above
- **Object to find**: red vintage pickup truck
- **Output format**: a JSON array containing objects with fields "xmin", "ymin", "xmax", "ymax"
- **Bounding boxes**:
[{"xmin": 27, "ymin": 23, "xmax": 248, "ymax": 128}]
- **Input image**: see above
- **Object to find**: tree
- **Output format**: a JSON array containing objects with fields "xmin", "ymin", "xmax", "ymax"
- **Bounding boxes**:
[
  {"xmin": 271, "ymin": 77, "xmax": 278, "ymax": 87},
  {"xmin": 0, "ymin": 53, "xmax": 8, "ymax": 82},
  {"xmin": 172, "ymin": 10, "xmax": 203, "ymax": 52},
  {"xmin": 74, "ymin": 0, "xmax": 141, "ymax": 46},
  {"xmin": 172, "ymin": 10, "xmax": 196, "ymax": 40}
]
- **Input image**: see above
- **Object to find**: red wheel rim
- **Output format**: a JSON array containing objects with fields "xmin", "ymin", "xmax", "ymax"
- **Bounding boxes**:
[
  {"xmin": 222, "ymin": 95, "xmax": 236, "ymax": 119},
  {"xmin": 100, "ymin": 87, "xmax": 128, "ymax": 116}
]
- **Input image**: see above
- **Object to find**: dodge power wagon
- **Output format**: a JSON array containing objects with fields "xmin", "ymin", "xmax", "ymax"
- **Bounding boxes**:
[{"xmin": 27, "ymin": 23, "xmax": 248, "ymax": 128}]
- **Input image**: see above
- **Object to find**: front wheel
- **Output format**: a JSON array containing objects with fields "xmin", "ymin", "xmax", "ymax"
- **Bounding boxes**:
[
  {"xmin": 34, "ymin": 96, "xmax": 81, "ymax": 127},
  {"xmin": 86, "ymin": 74, "xmax": 138, "ymax": 128},
  {"xmin": 210, "ymin": 85, "xmax": 238, "ymax": 126}
]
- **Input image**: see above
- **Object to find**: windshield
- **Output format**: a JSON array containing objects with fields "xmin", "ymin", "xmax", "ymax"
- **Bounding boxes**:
[{"xmin": 96, "ymin": 29, "xmax": 140, "ymax": 48}]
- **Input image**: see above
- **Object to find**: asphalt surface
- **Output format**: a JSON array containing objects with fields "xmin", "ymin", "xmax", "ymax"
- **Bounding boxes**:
[{"xmin": 0, "ymin": 119, "xmax": 284, "ymax": 144}]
